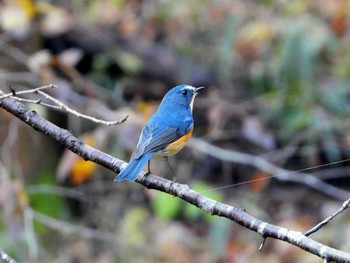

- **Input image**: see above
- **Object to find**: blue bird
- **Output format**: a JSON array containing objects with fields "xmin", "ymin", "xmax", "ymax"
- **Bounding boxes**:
[{"xmin": 114, "ymin": 84, "xmax": 204, "ymax": 182}]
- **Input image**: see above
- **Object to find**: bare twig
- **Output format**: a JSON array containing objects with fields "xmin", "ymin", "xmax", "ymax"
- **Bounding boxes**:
[
  {"xmin": 23, "ymin": 207, "xmax": 38, "ymax": 260},
  {"xmin": 0, "ymin": 84, "xmax": 129, "ymax": 126},
  {"xmin": 26, "ymin": 184, "xmax": 85, "ymax": 200},
  {"xmin": 0, "ymin": 121, "xmax": 20, "ymax": 183},
  {"xmin": 0, "ymin": 40, "xmax": 30, "ymax": 68},
  {"xmin": 0, "ymin": 84, "xmax": 56, "ymax": 99},
  {"xmin": 188, "ymin": 138, "xmax": 350, "ymax": 200},
  {"xmin": 305, "ymin": 198, "xmax": 350, "ymax": 237},
  {"xmin": 0, "ymin": 72, "xmax": 40, "ymax": 85},
  {"xmin": 1, "ymin": 94, "xmax": 350, "ymax": 262},
  {"xmin": 0, "ymin": 249, "xmax": 17, "ymax": 263},
  {"xmin": 10, "ymin": 96, "xmax": 66, "ymax": 110},
  {"xmin": 314, "ymin": 166, "xmax": 350, "ymax": 181},
  {"xmin": 36, "ymin": 90, "xmax": 129, "ymax": 126},
  {"xmin": 32, "ymin": 209, "xmax": 116, "ymax": 242}
]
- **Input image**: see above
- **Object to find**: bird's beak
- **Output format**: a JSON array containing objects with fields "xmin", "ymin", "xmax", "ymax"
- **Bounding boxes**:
[{"xmin": 194, "ymin": 86, "xmax": 205, "ymax": 93}]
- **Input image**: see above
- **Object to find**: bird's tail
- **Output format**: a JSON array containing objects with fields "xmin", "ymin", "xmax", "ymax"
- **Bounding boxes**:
[{"xmin": 114, "ymin": 152, "xmax": 154, "ymax": 182}]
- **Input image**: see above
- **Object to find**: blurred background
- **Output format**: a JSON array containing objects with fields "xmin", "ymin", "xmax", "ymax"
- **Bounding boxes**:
[{"xmin": 0, "ymin": 0, "xmax": 350, "ymax": 262}]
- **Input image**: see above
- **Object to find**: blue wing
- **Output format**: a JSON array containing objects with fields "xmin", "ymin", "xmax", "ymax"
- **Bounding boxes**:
[{"xmin": 131, "ymin": 119, "xmax": 192, "ymax": 160}]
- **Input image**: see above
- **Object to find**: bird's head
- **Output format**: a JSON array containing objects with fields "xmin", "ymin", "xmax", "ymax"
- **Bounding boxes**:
[{"xmin": 163, "ymin": 85, "xmax": 204, "ymax": 110}]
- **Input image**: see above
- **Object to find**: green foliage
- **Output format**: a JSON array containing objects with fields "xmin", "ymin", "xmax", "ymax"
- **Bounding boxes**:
[
  {"xmin": 0, "ymin": 231, "xmax": 28, "ymax": 263},
  {"xmin": 151, "ymin": 181, "xmax": 224, "ymax": 222},
  {"xmin": 279, "ymin": 25, "xmax": 316, "ymax": 92},
  {"xmin": 151, "ymin": 191, "xmax": 182, "ymax": 221},
  {"xmin": 120, "ymin": 207, "xmax": 149, "ymax": 247},
  {"xmin": 251, "ymin": 19, "xmax": 350, "ymax": 152},
  {"xmin": 28, "ymin": 171, "xmax": 69, "ymax": 234},
  {"xmin": 114, "ymin": 52, "xmax": 143, "ymax": 74},
  {"xmin": 320, "ymin": 83, "xmax": 350, "ymax": 116}
]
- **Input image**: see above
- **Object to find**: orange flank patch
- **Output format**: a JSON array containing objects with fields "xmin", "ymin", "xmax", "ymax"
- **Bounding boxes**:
[{"xmin": 160, "ymin": 127, "xmax": 193, "ymax": 157}]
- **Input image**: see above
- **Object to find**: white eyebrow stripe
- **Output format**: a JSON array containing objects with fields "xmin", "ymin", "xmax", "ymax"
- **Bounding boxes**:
[{"xmin": 188, "ymin": 85, "xmax": 196, "ymax": 91}]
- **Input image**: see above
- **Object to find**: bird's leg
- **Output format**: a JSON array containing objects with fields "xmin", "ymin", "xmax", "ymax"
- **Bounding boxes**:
[
  {"xmin": 144, "ymin": 160, "xmax": 152, "ymax": 177},
  {"xmin": 163, "ymin": 156, "xmax": 177, "ymax": 182}
]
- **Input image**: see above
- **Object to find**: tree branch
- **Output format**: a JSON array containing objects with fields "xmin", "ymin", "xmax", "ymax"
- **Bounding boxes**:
[
  {"xmin": 32, "ymin": 209, "xmax": 116, "ymax": 242},
  {"xmin": 0, "ymin": 85, "xmax": 128, "ymax": 126},
  {"xmin": 1, "ymin": 96, "xmax": 350, "ymax": 262},
  {"xmin": 0, "ymin": 249, "xmax": 17, "ymax": 263},
  {"xmin": 305, "ymin": 198, "xmax": 350, "ymax": 237},
  {"xmin": 188, "ymin": 138, "xmax": 350, "ymax": 200}
]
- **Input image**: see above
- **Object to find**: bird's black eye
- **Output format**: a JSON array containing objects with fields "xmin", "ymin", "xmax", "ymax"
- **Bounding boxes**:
[{"xmin": 182, "ymin": 89, "xmax": 188, "ymax": 95}]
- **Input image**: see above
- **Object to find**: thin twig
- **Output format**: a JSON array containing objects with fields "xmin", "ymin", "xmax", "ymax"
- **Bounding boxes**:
[
  {"xmin": 188, "ymin": 138, "xmax": 350, "ymax": 200},
  {"xmin": 26, "ymin": 184, "xmax": 85, "ymax": 200},
  {"xmin": 0, "ymin": 84, "xmax": 56, "ymax": 99},
  {"xmin": 10, "ymin": 96, "xmax": 64, "ymax": 110},
  {"xmin": 32, "ymin": 209, "xmax": 116, "ymax": 242},
  {"xmin": 0, "ymin": 84, "xmax": 129, "ymax": 126},
  {"xmin": 36, "ymin": 90, "xmax": 128, "ymax": 125},
  {"xmin": 305, "ymin": 198, "xmax": 350, "ymax": 236},
  {"xmin": 0, "ymin": 40, "xmax": 30, "ymax": 68},
  {"xmin": 0, "ymin": 72, "xmax": 40, "ymax": 85},
  {"xmin": 0, "ymin": 249, "xmax": 17, "ymax": 263},
  {"xmin": 23, "ymin": 207, "xmax": 38, "ymax": 260},
  {"xmin": 314, "ymin": 166, "xmax": 350, "ymax": 181},
  {"xmin": 0, "ymin": 121, "xmax": 19, "ymax": 183}
]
